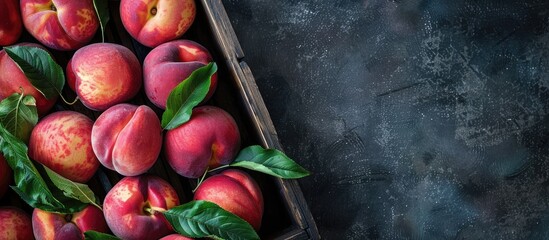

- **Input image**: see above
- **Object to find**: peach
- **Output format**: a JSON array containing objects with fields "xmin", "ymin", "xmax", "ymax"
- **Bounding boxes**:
[
  {"xmin": 159, "ymin": 234, "xmax": 194, "ymax": 240},
  {"xmin": 143, "ymin": 40, "xmax": 217, "ymax": 109},
  {"xmin": 164, "ymin": 106, "xmax": 240, "ymax": 178},
  {"xmin": 0, "ymin": 207, "xmax": 34, "ymax": 240},
  {"xmin": 0, "ymin": 43, "xmax": 58, "ymax": 116},
  {"xmin": 0, "ymin": 0, "xmax": 23, "ymax": 46},
  {"xmin": 194, "ymin": 169, "xmax": 264, "ymax": 230},
  {"xmin": 20, "ymin": 0, "xmax": 99, "ymax": 51},
  {"xmin": 0, "ymin": 154, "xmax": 11, "ymax": 198},
  {"xmin": 103, "ymin": 175, "xmax": 180, "ymax": 240},
  {"xmin": 119, "ymin": 0, "xmax": 196, "ymax": 47},
  {"xmin": 91, "ymin": 104, "xmax": 162, "ymax": 176},
  {"xmin": 67, "ymin": 43, "xmax": 142, "ymax": 111},
  {"xmin": 28, "ymin": 111, "xmax": 99, "ymax": 183},
  {"xmin": 32, "ymin": 205, "xmax": 108, "ymax": 240}
]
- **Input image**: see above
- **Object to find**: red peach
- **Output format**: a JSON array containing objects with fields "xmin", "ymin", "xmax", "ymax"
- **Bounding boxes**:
[
  {"xmin": 194, "ymin": 169, "xmax": 264, "ymax": 230},
  {"xmin": 159, "ymin": 234, "xmax": 194, "ymax": 240},
  {"xmin": 120, "ymin": 0, "xmax": 196, "ymax": 47},
  {"xmin": 164, "ymin": 106, "xmax": 240, "ymax": 178},
  {"xmin": 32, "ymin": 205, "xmax": 108, "ymax": 240},
  {"xmin": 67, "ymin": 43, "xmax": 142, "ymax": 111},
  {"xmin": 0, "ymin": 207, "xmax": 34, "ymax": 240},
  {"xmin": 0, "ymin": 43, "xmax": 58, "ymax": 116},
  {"xmin": 92, "ymin": 104, "xmax": 162, "ymax": 176},
  {"xmin": 28, "ymin": 111, "xmax": 99, "ymax": 183},
  {"xmin": 0, "ymin": 154, "xmax": 11, "ymax": 198},
  {"xmin": 20, "ymin": 0, "xmax": 99, "ymax": 50},
  {"xmin": 0, "ymin": 0, "xmax": 23, "ymax": 46},
  {"xmin": 143, "ymin": 40, "xmax": 217, "ymax": 109},
  {"xmin": 103, "ymin": 175, "xmax": 180, "ymax": 240}
]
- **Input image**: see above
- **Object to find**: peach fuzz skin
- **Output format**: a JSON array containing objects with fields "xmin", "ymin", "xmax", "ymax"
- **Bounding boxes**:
[
  {"xmin": 67, "ymin": 43, "xmax": 142, "ymax": 111},
  {"xmin": 0, "ymin": 0, "xmax": 23, "ymax": 46},
  {"xmin": 0, "ymin": 207, "xmax": 34, "ymax": 240},
  {"xmin": 28, "ymin": 111, "xmax": 99, "ymax": 183},
  {"xmin": 32, "ymin": 205, "xmax": 108, "ymax": 240},
  {"xmin": 159, "ymin": 234, "xmax": 194, "ymax": 240},
  {"xmin": 164, "ymin": 106, "xmax": 240, "ymax": 178},
  {"xmin": 194, "ymin": 169, "xmax": 264, "ymax": 230},
  {"xmin": 0, "ymin": 43, "xmax": 58, "ymax": 116},
  {"xmin": 20, "ymin": 0, "xmax": 99, "ymax": 50},
  {"xmin": 92, "ymin": 104, "xmax": 162, "ymax": 176},
  {"xmin": 144, "ymin": 39, "xmax": 217, "ymax": 109},
  {"xmin": 0, "ymin": 155, "xmax": 12, "ymax": 198},
  {"xmin": 103, "ymin": 175, "xmax": 180, "ymax": 240},
  {"xmin": 120, "ymin": 0, "xmax": 196, "ymax": 47}
]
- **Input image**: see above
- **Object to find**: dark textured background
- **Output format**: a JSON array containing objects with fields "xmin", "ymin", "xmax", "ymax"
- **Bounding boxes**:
[{"xmin": 222, "ymin": 1, "xmax": 549, "ymax": 239}]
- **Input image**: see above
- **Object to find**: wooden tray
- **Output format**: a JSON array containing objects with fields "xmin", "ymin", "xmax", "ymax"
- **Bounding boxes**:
[{"xmin": 1, "ymin": 0, "xmax": 319, "ymax": 239}]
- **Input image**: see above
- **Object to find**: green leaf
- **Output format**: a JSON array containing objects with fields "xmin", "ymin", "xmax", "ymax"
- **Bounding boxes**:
[
  {"xmin": 4, "ymin": 46, "xmax": 64, "ymax": 99},
  {"xmin": 230, "ymin": 145, "xmax": 310, "ymax": 179},
  {"xmin": 162, "ymin": 62, "xmax": 217, "ymax": 130},
  {"xmin": 0, "ymin": 93, "xmax": 38, "ymax": 143},
  {"xmin": 93, "ymin": 0, "xmax": 110, "ymax": 42},
  {"xmin": 44, "ymin": 167, "xmax": 100, "ymax": 209},
  {"xmin": 0, "ymin": 124, "xmax": 87, "ymax": 213},
  {"xmin": 0, "ymin": 123, "xmax": 62, "ymax": 210},
  {"xmin": 84, "ymin": 231, "xmax": 120, "ymax": 240},
  {"xmin": 163, "ymin": 200, "xmax": 260, "ymax": 240}
]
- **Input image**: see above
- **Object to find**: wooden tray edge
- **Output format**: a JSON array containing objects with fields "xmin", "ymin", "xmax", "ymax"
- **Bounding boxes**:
[{"xmin": 199, "ymin": 0, "xmax": 320, "ymax": 239}]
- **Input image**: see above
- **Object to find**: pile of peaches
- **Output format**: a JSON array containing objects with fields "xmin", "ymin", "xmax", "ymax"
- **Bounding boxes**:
[{"xmin": 0, "ymin": 0, "xmax": 308, "ymax": 239}]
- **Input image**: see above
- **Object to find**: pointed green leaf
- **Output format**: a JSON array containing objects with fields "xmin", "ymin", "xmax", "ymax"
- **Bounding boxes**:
[
  {"xmin": 93, "ymin": 0, "xmax": 110, "ymax": 42},
  {"xmin": 84, "ymin": 231, "xmax": 120, "ymax": 240},
  {"xmin": 231, "ymin": 145, "xmax": 310, "ymax": 179},
  {"xmin": 162, "ymin": 62, "xmax": 216, "ymax": 130},
  {"xmin": 44, "ymin": 167, "xmax": 100, "ymax": 208},
  {"xmin": 163, "ymin": 200, "xmax": 260, "ymax": 240},
  {"xmin": 0, "ymin": 93, "xmax": 38, "ymax": 143},
  {"xmin": 0, "ymin": 123, "xmax": 62, "ymax": 211},
  {"xmin": 4, "ymin": 46, "xmax": 64, "ymax": 99}
]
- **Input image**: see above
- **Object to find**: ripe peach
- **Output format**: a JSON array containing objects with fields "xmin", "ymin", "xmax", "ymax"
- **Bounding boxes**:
[
  {"xmin": 119, "ymin": 0, "xmax": 196, "ymax": 47},
  {"xmin": 164, "ymin": 106, "xmax": 240, "ymax": 178},
  {"xmin": 32, "ymin": 205, "xmax": 108, "ymax": 240},
  {"xmin": 28, "ymin": 111, "xmax": 99, "ymax": 183},
  {"xmin": 67, "ymin": 43, "xmax": 142, "ymax": 111},
  {"xmin": 0, "ymin": 0, "xmax": 22, "ymax": 46},
  {"xmin": 0, "ymin": 43, "xmax": 58, "ymax": 116},
  {"xmin": 20, "ymin": 0, "xmax": 99, "ymax": 51},
  {"xmin": 91, "ymin": 104, "xmax": 162, "ymax": 176},
  {"xmin": 194, "ymin": 169, "xmax": 264, "ymax": 230},
  {"xmin": 0, "ymin": 154, "xmax": 11, "ymax": 198},
  {"xmin": 103, "ymin": 175, "xmax": 180, "ymax": 240},
  {"xmin": 159, "ymin": 234, "xmax": 194, "ymax": 240},
  {"xmin": 0, "ymin": 207, "xmax": 34, "ymax": 240},
  {"xmin": 143, "ymin": 40, "xmax": 217, "ymax": 109}
]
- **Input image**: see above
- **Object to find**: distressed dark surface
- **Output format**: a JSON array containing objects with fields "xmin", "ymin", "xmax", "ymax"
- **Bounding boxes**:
[{"xmin": 222, "ymin": 0, "xmax": 549, "ymax": 239}]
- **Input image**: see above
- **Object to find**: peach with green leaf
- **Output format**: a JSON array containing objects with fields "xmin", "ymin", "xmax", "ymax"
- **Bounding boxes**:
[
  {"xmin": 164, "ymin": 106, "xmax": 240, "ymax": 178},
  {"xmin": 144, "ymin": 39, "xmax": 217, "ymax": 109},
  {"xmin": 194, "ymin": 169, "xmax": 264, "ymax": 230},
  {"xmin": 0, "ymin": 43, "xmax": 58, "ymax": 116}
]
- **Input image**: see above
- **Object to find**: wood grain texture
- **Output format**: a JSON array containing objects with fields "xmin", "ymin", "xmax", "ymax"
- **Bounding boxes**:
[{"xmin": 199, "ymin": 0, "xmax": 319, "ymax": 239}]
